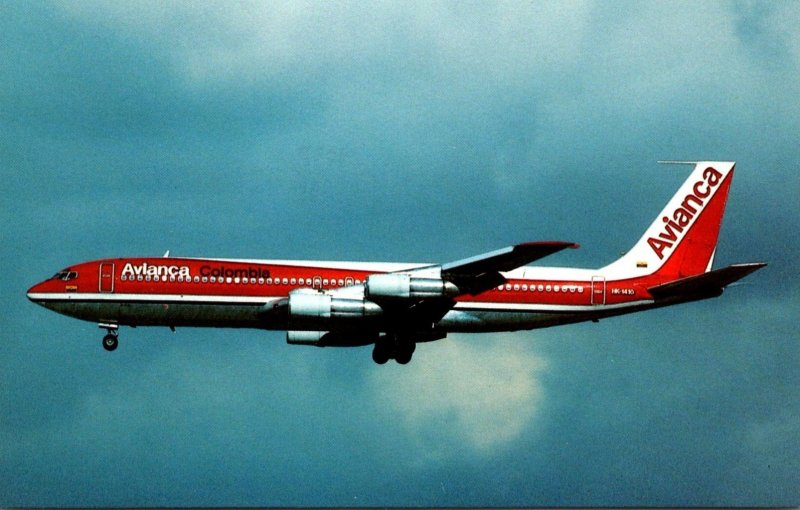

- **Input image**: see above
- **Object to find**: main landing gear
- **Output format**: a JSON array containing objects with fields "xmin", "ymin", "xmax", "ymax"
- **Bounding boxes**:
[
  {"xmin": 372, "ymin": 334, "xmax": 416, "ymax": 365},
  {"xmin": 99, "ymin": 323, "xmax": 119, "ymax": 352}
]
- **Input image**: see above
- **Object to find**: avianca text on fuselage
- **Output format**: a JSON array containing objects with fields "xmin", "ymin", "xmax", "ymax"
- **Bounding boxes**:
[
  {"xmin": 121, "ymin": 262, "xmax": 191, "ymax": 280},
  {"xmin": 647, "ymin": 166, "xmax": 723, "ymax": 260},
  {"xmin": 26, "ymin": 161, "xmax": 765, "ymax": 365},
  {"xmin": 120, "ymin": 262, "xmax": 271, "ymax": 281}
]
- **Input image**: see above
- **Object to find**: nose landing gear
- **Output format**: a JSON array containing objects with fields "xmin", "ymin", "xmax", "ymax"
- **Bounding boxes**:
[
  {"xmin": 102, "ymin": 333, "xmax": 118, "ymax": 351},
  {"xmin": 99, "ymin": 323, "xmax": 119, "ymax": 352}
]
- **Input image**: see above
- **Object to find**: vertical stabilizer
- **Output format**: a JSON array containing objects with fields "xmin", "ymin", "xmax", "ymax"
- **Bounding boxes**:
[{"xmin": 601, "ymin": 161, "xmax": 734, "ymax": 280}]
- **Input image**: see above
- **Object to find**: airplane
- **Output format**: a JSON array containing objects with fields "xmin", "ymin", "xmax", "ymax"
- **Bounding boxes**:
[{"xmin": 27, "ymin": 161, "xmax": 765, "ymax": 364}]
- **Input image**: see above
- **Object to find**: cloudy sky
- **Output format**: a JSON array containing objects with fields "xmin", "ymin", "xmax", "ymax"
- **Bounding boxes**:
[{"xmin": 1, "ymin": 1, "xmax": 798, "ymax": 506}]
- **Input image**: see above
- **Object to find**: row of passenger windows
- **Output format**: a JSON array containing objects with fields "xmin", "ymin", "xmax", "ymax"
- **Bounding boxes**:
[
  {"xmin": 498, "ymin": 283, "xmax": 585, "ymax": 293},
  {"xmin": 119, "ymin": 274, "xmax": 361, "ymax": 287},
  {"xmin": 118, "ymin": 273, "xmax": 585, "ymax": 294}
]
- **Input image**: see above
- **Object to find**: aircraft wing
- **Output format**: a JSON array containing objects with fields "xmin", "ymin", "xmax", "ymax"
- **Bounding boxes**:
[
  {"xmin": 293, "ymin": 241, "xmax": 580, "ymax": 332},
  {"xmin": 441, "ymin": 241, "xmax": 579, "ymax": 295},
  {"xmin": 648, "ymin": 262, "xmax": 767, "ymax": 299}
]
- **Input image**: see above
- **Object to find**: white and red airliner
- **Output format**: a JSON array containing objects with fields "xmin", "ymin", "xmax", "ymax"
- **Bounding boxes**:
[{"xmin": 28, "ymin": 161, "xmax": 765, "ymax": 364}]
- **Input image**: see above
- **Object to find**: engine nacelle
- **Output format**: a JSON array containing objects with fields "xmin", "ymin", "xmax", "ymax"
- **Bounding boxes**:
[
  {"xmin": 287, "ymin": 330, "xmax": 327, "ymax": 345},
  {"xmin": 287, "ymin": 330, "xmax": 379, "ymax": 347},
  {"xmin": 287, "ymin": 289, "xmax": 382, "ymax": 329},
  {"xmin": 365, "ymin": 274, "xmax": 459, "ymax": 301}
]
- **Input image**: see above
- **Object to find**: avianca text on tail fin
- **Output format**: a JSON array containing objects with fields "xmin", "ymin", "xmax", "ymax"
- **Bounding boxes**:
[
  {"xmin": 27, "ymin": 160, "xmax": 765, "ymax": 364},
  {"xmin": 602, "ymin": 161, "xmax": 734, "ymax": 280}
]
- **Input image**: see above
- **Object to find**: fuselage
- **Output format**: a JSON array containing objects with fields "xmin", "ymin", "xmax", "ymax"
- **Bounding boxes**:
[{"xmin": 27, "ymin": 256, "xmax": 672, "ymax": 335}]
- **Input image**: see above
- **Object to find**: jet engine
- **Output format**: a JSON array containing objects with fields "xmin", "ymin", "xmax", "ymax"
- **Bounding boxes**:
[
  {"xmin": 365, "ymin": 274, "xmax": 459, "ymax": 301},
  {"xmin": 287, "ymin": 289, "xmax": 382, "ymax": 329}
]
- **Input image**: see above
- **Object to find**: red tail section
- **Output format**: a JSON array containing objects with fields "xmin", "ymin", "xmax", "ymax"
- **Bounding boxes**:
[{"xmin": 602, "ymin": 162, "xmax": 735, "ymax": 280}]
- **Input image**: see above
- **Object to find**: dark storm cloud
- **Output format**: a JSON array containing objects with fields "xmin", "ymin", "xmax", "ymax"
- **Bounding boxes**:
[{"xmin": 1, "ymin": 1, "xmax": 798, "ymax": 507}]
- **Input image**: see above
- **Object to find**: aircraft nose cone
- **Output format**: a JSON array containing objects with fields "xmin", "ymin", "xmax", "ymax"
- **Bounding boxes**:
[{"xmin": 27, "ymin": 281, "xmax": 48, "ymax": 303}]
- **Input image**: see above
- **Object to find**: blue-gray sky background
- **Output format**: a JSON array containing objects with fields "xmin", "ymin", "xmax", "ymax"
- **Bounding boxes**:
[{"xmin": 1, "ymin": 1, "xmax": 798, "ymax": 506}]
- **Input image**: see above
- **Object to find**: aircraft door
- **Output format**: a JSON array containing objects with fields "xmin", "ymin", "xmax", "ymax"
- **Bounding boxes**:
[
  {"xmin": 591, "ymin": 275, "xmax": 605, "ymax": 305},
  {"xmin": 99, "ymin": 263, "xmax": 115, "ymax": 293}
]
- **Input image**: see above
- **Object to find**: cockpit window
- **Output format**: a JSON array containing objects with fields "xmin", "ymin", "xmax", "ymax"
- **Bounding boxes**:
[{"xmin": 52, "ymin": 270, "xmax": 78, "ymax": 281}]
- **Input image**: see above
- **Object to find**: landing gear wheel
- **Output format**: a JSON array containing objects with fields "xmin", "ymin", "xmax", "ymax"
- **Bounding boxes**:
[
  {"xmin": 102, "ymin": 333, "xmax": 118, "ymax": 352},
  {"xmin": 395, "ymin": 342, "xmax": 416, "ymax": 365},
  {"xmin": 372, "ymin": 344, "xmax": 390, "ymax": 365}
]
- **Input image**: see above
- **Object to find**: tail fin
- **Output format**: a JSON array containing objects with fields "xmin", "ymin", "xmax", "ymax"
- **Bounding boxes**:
[{"xmin": 601, "ymin": 161, "xmax": 735, "ymax": 280}]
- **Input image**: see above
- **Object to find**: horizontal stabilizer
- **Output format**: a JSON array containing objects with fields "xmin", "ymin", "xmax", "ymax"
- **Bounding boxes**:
[{"xmin": 648, "ymin": 262, "xmax": 767, "ymax": 299}]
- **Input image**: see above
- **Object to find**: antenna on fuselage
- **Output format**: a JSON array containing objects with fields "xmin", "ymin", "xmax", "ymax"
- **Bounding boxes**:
[{"xmin": 163, "ymin": 250, "xmax": 170, "ymax": 258}]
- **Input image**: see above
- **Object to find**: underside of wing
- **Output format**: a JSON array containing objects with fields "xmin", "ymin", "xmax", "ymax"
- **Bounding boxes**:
[{"xmin": 441, "ymin": 241, "xmax": 579, "ymax": 295}]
